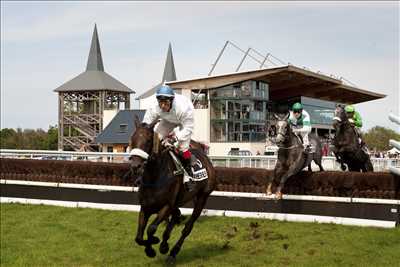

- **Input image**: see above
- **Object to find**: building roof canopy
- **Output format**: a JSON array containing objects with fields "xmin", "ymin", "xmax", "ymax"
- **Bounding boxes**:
[
  {"xmin": 167, "ymin": 65, "xmax": 385, "ymax": 104},
  {"xmin": 54, "ymin": 71, "xmax": 134, "ymax": 93}
]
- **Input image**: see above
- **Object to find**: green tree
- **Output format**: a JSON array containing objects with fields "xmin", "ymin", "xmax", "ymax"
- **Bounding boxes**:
[
  {"xmin": 363, "ymin": 126, "xmax": 400, "ymax": 151},
  {"xmin": 0, "ymin": 128, "xmax": 17, "ymax": 148},
  {"xmin": 0, "ymin": 126, "xmax": 59, "ymax": 150},
  {"xmin": 46, "ymin": 125, "xmax": 58, "ymax": 150}
]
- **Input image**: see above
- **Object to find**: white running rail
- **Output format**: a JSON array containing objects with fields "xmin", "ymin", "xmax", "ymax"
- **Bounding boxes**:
[{"xmin": 1, "ymin": 149, "xmax": 399, "ymax": 171}]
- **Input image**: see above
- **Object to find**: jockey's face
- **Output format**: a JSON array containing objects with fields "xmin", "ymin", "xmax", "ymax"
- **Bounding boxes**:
[
  {"xmin": 158, "ymin": 99, "xmax": 172, "ymax": 112},
  {"xmin": 293, "ymin": 110, "xmax": 301, "ymax": 119}
]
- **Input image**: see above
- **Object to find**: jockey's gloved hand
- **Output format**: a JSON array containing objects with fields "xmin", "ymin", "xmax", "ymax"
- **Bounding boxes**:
[
  {"xmin": 161, "ymin": 136, "xmax": 178, "ymax": 148},
  {"xmin": 348, "ymin": 118, "xmax": 355, "ymax": 125}
]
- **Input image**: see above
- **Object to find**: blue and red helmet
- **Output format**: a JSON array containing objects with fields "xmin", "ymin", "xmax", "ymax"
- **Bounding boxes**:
[{"xmin": 156, "ymin": 85, "xmax": 175, "ymax": 100}]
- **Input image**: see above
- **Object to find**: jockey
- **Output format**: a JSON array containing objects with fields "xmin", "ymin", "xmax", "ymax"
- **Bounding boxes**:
[
  {"xmin": 142, "ymin": 84, "xmax": 196, "ymax": 191},
  {"xmin": 288, "ymin": 102, "xmax": 312, "ymax": 152},
  {"xmin": 344, "ymin": 105, "xmax": 366, "ymax": 149}
]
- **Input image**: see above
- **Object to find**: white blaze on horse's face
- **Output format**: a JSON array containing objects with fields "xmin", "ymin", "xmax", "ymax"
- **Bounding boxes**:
[{"xmin": 276, "ymin": 120, "xmax": 287, "ymax": 143}]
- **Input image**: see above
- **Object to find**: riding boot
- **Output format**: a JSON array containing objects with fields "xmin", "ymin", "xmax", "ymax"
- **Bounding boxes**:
[{"xmin": 181, "ymin": 156, "xmax": 196, "ymax": 192}]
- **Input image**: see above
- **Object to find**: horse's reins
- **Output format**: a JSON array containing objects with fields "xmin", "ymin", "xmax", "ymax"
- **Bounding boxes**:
[{"xmin": 129, "ymin": 133, "xmax": 183, "ymax": 188}]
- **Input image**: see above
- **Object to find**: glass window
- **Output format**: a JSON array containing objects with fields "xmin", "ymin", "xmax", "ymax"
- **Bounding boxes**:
[
  {"xmin": 191, "ymin": 90, "xmax": 208, "ymax": 109},
  {"xmin": 119, "ymin": 124, "xmax": 128, "ymax": 133},
  {"xmin": 209, "ymin": 80, "xmax": 270, "ymax": 142}
]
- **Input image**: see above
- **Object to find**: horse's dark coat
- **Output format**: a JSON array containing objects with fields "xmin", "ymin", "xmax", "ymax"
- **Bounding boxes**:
[
  {"xmin": 267, "ymin": 113, "xmax": 324, "ymax": 198},
  {"xmin": 332, "ymin": 106, "xmax": 373, "ymax": 172},
  {"xmin": 127, "ymin": 117, "xmax": 216, "ymax": 263}
]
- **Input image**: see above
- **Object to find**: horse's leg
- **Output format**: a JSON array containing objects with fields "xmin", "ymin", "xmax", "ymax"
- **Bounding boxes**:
[
  {"xmin": 159, "ymin": 208, "xmax": 181, "ymax": 254},
  {"xmin": 167, "ymin": 194, "xmax": 209, "ymax": 264},
  {"xmin": 147, "ymin": 205, "xmax": 172, "ymax": 245},
  {"xmin": 276, "ymin": 163, "xmax": 303, "ymax": 199},
  {"xmin": 143, "ymin": 205, "xmax": 172, "ymax": 258},
  {"xmin": 135, "ymin": 209, "xmax": 150, "ymax": 246},
  {"xmin": 313, "ymin": 155, "xmax": 324, "ymax": 172},
  {"xmin": 267, "ymin": 162, "xmax": 283, "ymax": 195}
]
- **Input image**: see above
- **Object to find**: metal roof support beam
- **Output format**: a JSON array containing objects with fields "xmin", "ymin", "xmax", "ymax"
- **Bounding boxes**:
[
  {"xmin": 236, "ymin": 48, "xmax": 251, "ymax": 72},
  {"xmin": 208, "ymin": 41, "xmax": 229, "ymax": 76}
]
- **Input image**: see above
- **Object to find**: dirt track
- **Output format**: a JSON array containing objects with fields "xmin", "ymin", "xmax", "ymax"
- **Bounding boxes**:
[{"xmin": 1, "ymin": 158, "xmax": 399, "ymax": 199}]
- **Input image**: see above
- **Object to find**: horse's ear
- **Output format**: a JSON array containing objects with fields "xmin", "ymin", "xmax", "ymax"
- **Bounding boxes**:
[
  {"xmin": 284, "ymin": 112, "xmax": 290, "ymax": 120},
  {"xmin": 148, "ymin": 118, "xmax": 159, "ymax": 130},
  {"xmin": 134, "ymin": 115, "xmax": 140, "ymax": 129},
  {"xmin": 273, "ymin": 113, "xmax": 279, "ymax": 120}
]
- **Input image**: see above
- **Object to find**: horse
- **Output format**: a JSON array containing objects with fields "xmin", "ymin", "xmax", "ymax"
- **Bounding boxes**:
[
  {"xmin": 332, "ymin": 105, "xmax": 373, "ymax": 172},
  {"xmin": 126, "ymin": 116, "xmax": 217, "ymax": 265},
  {"xmin": 266, "ymin": 113, "xmax": 324, "ymax": 199}
]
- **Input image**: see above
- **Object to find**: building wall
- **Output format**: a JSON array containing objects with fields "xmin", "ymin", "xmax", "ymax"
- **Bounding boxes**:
[
  {"xmin": 193, "ymin": 108, "xmax": 210, "ymax": 143},
  {"xmin": 138, "ymin": 95, "xmax": 153, "ymax": 110},
  {"xmin": 103, "ymin": 109, "xmax": 118, "ymax": 130}
]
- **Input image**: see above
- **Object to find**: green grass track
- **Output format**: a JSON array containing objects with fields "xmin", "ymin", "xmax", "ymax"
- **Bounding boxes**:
[{"xmin": 1, "ymin": 203, "xmax": 399, "ymax": 267}]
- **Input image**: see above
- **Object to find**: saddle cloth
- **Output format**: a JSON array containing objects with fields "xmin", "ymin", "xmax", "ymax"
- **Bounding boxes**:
[
  {"xmin": 168, "ymin": 151, "xmax": 209, "ymax": 182},
  {"xmin": 190, "ymin": 157, "xmax": 208, "ymax": 181}
]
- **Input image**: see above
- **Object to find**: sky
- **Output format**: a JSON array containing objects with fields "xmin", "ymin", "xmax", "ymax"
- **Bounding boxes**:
[{"xmin": 1, "ymin": 1, "xmax": 399, "ymax": 131}]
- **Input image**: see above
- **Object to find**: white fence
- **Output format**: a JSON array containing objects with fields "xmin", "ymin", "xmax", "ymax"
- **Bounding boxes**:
[{"xmin": 1, "ymin": 149, "xmax": 399, "ymax": 172}]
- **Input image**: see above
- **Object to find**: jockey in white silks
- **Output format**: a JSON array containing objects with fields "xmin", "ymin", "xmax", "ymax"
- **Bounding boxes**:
[
  {"xmin": 288, "ymin": 102, "xmax": 312, "ymax": 152},
  {"xmin": 141, "ymin": 84, "xmax": 196, "ymax": 191}
]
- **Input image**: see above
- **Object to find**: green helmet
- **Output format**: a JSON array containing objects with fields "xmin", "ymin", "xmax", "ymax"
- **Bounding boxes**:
[
  {"xmin": 345, "ymin": 105, "xmax": 355, "ymax": 113},
  {"xmin": 292, "ymin": 102, "xmax": 303, "ymax": 111}
]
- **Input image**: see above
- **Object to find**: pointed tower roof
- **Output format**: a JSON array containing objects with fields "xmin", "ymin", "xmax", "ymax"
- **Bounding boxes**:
[
  {"xmin": 54, "ymin": 24, "xmax": 134, "ymax": 93},
  {"xmin": 137, "ymin": 43, "xmax": 177, "ymax": 99},
  {"xmin": 86, "ymin": 24, "xmax": 104, "ymax": 71},
  {"xmin": 162, "ymin": 43, "xmax": 177, "ymax": 83}
]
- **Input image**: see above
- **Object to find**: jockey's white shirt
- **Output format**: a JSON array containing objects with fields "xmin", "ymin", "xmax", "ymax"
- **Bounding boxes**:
[
  {"xmin": 143, "ymin": 94, "xmax": 195, "ymax": 142},
  {"xmin": 289, "ymin": 110, "xmax": 312, "ymax": 134}
]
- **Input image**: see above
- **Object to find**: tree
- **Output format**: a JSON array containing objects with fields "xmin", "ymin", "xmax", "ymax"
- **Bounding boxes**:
[
  {"xmin": 363, "ymin": 126, "xmax": 400, "ymax": 151},
  {"xmin": 46, "ymin": 125, "xmax": 58, "ymax": 150},
  {"xmin": 0, "ymin": 126, "xmax": 58, "ymax": 150},
  {"xmin": 0, "ymin": 128, "xmax": 17, "ymax": 148}
]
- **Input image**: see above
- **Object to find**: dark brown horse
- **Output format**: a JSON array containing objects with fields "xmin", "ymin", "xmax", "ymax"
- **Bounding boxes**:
[
  {"xmin": 126, "ymin": 117, "xmax": 216, "ymax": 265},
  {"xmin": 332, "ymin": 105, "xmax": 373, "ymax": 172},
  {"xmin": 267, "ymin": 113, "xmax": 324, "ymax": 199}
]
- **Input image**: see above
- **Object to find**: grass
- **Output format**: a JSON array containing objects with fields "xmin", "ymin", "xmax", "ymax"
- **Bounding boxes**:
[{"xmin": 1, "ymin": 203, "xmax": 400, "ymax": 267}]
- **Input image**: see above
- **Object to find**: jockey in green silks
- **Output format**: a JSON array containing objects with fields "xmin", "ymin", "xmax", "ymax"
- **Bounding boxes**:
[
  {"xmin": 288, "ymin": 102, "xmax": 312, "ymax": 152},
  {"xmin": 344, "ymin": 105, "xmax": 366, "ymax": 149}
]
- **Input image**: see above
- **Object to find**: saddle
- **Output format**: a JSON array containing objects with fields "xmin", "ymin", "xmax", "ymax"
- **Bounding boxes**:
[{"xmin": 168, "ymin": 150, "xmax": 209, "ymax": 182}]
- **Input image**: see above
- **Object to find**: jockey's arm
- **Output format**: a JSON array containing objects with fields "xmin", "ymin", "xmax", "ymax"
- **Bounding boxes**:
[
  {"xmin": 292, "ymin": 123, "xmax": 311, "ymax": 134},
  {"xmin": 353, "ymin": 111, "xmax": 363, "ymax": 128},
  {"xmin": 175, "ymin": 109, "xmax": 194, "ymax": 142},
  {"xmin": 292, "ymin": 112, "xmax": 312, "ymax": 134}
]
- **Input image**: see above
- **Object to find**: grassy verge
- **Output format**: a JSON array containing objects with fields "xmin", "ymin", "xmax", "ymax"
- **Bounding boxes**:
[{"xmin": 1, "ymin": 203, "xmax": 399, "ymax": 267}]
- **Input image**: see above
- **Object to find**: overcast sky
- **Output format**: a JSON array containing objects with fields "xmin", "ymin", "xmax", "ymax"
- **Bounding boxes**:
[{"xmin": 1, "ymin": 1, "xmax": 399, "ymax": 131}]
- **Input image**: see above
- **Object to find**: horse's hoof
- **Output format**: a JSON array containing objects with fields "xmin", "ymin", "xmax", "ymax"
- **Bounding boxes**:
[
  {"xmin": 149, "ymin": 236, "xmax": 160, "ymax": 245},
  {"xmin": 159, "ymin": 242, "xmax": 169, "ymax": 254},
  {"xmin": 166, "ymin": 255, "xmax": 176, "ymax": 266},
  {"xmin": 276, "ymin": 192, "xmax": 283, "ymax": 200},
  {"xmin": 135, "ymin": 237, "xmax": 146, "ymax": 246},
  {"xmin": 145, "ymin": 246, "xmax": 156, "ymax": 258}
]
